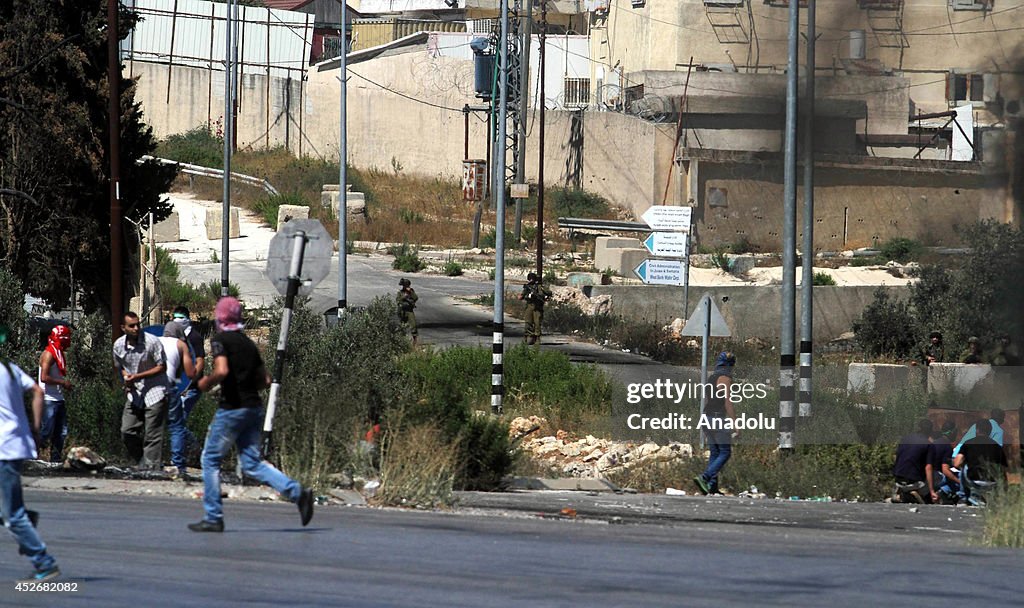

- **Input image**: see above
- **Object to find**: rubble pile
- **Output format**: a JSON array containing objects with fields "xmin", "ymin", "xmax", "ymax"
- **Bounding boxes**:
[
  {"xmin": 510, "ymin": 416, "xmax": 692, "ymax": 478},
  {"xmin": 549, "ymin": 287, "xmax": 612, "ymax": 316}
]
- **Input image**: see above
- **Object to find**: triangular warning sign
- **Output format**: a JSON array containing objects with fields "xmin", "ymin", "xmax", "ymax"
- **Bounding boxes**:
[{"xmin": 680, "ymin": 295, "xmax": 731, "ymax": 337}]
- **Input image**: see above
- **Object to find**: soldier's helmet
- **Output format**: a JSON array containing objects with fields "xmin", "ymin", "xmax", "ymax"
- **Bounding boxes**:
[
  {"xmin": 527, "ymin": 272, "xmax": 538, "ymax": 282},
  {"xmin": 399, "ymin": 278, "xmax": 411, "ymax": 287}
]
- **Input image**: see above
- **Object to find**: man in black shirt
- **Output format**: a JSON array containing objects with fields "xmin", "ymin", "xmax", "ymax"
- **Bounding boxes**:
[
  {"xmin": 188, "ymin": 297, "xmax": 313, "ymax": 532},
  {"xmin": 694, "ymin": 352, "xmax": 736, "ymax": 496},
  {"xmin": 954, "ymin": 418, "xmax": 1008, "ymax": 495},
  {"xmin": 892, "ymin": 419, "xmax": 933, "ymax": 503}
]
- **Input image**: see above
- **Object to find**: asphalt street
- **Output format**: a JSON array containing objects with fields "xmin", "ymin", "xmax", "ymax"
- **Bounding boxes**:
[{"xmin": 2, "ymin": 489, "xmax": 1021, "ymax": 607}]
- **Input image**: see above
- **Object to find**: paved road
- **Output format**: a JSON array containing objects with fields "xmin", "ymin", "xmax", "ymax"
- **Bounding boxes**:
[{"xmin": 4, "ymin": 489, "xmax": 1020, "ymax": 607}]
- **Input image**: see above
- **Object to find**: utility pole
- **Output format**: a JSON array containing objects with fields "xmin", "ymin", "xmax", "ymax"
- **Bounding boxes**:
[
  {"xmin": 779, "ymin": 0, "xmax": 799, "ymax": 450},
  {"xmin": 108, "ymin": 0, "xmax": 123, "ymax": 337},
  {"xmin": 338, "ymin": 3, "xmax": 348, "ymax": 313},
  {"xmin": 492, "ymin": 0, "xmax": 511, "ymax": 415},
  {"xmin": 535, "ymin": 0, "xmax": 546, "ymax": 279},
  {"xmin": 221, "ymin": 0, "xmax": 236, "ymax": 298},
  {"xmin": 513, "ymin": 1, "xmax": 532, "ymax": 247},
  {"xmin": 800, "ymin": 0, "xmax": 816, "ymax": 419}
]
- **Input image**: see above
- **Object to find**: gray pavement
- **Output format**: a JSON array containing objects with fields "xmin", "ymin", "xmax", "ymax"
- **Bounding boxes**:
[{"xmin": 4, "ymin": 487, "xmax": 1021, "ymax": 606}]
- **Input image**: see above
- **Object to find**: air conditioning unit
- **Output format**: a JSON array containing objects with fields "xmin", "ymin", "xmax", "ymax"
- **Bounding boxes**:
[{"xmin": 1005, "ymin": 98, "xmax": 1022, "ymax": 119}]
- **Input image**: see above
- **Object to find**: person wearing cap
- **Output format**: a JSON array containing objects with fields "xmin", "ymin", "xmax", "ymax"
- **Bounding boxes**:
[
  {"xmin": 159, "ymin": 322, "xmax": 196, "ymax": 479},
  {"xmin": 168, "ymin": 306, "xmax": 205, "ymax": 474},
  {"xmin": 961, "ymin": 336, "xmax": 983, "ymax": 364},
  {"xmin": 37, "ymin": 325, "xmax": 72, "ymax": 463},
  {"xmin": 921, "ymin": 331, "xmax": 944, "ymax": 366},
  {"xmin": 189, "ymin": 297, "xmax": 313, "ymax": 532},
  {"xmin": 694, "ymin": 351, "xmax": 737, "ymax": 496},
  {"xmin": 519, "ymin": 272, "xmax": 551, "ymax": 346},
  {"xmin": 397, "ymin": 278, "xmax": 418, "ymax": 346},
  {"xmin": 112, "ymin": 311, "xmax": 168, "ymax": 470},
  {"xmin": 0, "ymin": 324, "xmax": 61, "ymax": 582},
  {"xmin": 926, "ymin": 419, "xmax": 960, "ymax": 504}
]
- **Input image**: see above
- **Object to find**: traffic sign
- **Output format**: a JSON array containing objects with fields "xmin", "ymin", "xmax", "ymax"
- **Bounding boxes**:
[
  {"xmin": 681, "ymin": 294, "xmax": 731, "ymax": 337},
  {"xmin": 265, "ymin": 219, "xmax": 333, "ymax": 296},
  {"xmin": 633, "ymin": 259, "xmax": 684, "ymax": 286},
  {"xmin": 641, "ymin": 205, "xmax": 692, "ymax": 231},
  {"xmin": 643, "ymin": 232, "xmax": 689, "ymax": 258}
]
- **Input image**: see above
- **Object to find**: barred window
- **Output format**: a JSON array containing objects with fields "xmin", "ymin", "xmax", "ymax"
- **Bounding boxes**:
[{"xmin": 563, "ymin": 78, "xmax": 591, "ymax": 108}]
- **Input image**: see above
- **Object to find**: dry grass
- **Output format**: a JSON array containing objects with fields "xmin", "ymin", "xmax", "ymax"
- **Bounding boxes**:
[
  {"xmin": 375, "ymin": 423, "xmax": 458, "ymax": 509},
  {"xmin": 978, "ymin": 484, "xmax": 1024, "ymax": 548}
]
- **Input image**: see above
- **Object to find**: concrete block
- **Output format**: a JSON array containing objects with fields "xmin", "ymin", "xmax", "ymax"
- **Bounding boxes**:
[
  {"xmin": 927, "ymin": 363, "xmax": 995, "ymax": 396},
  {"xmin": 594, "ymin": 236, "xmax": 642, "ymax": 271},
  {"xmin": 567, "ymin": 272, "xmax": 605, "ymax": 287},
  {"xmin": 727, "ymin": 254, "xmax": 757, "ymax": 276},
  {"xmin": 322, "ymin": 186, "xmax": 367, "ymax": 224},
  {"xmin": 152, "ymin": 212, "xmax": 179, "ymax": 243},
  {"xmin": 847, "ymin": 363, "xmax": 925, "ymax": 401},
  {"xmin": 613, "ymin": 248, "xmax": 650, "ymax": 278},
  {"xmin": 205, "ymin": 207, "xmax": 240, "ymax": 239},
  {"xmin": 276, "ymin": 205, "xmax": 309, "ymax": 231}
]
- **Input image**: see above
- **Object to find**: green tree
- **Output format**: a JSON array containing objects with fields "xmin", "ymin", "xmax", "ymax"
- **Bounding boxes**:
[{"xmin": 0, "ymin": 1, "xmax": 176, "ymax": 316}]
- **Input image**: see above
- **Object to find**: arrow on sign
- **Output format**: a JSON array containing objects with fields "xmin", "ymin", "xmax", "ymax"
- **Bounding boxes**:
[
  {"xmin": 643, "ymin": 232, "xmax": 689, "ymax": 258},
  {"xmin": 641, "ymin": 205, "xmax": 692, "ymax": 231},
  {"xmin": 634, "ymin": 259, "xmax": 685, "ymax": 286}
]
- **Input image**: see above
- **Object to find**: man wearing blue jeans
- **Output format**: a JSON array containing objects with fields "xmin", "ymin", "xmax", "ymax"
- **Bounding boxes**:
[
  {"xmin": 168, "ymin": 307, "xmax": 204, "ymax": 477},
  {"xmin": 695, "ymin": 352, "xmax": 737, "ymax": 496},
  {"xmin": 1, "ymin": 326, "xmax": 60, "ymax": 582},
  {"xmin": 189, "ymin": 297, "xmax": 313, "ymax": 532}
]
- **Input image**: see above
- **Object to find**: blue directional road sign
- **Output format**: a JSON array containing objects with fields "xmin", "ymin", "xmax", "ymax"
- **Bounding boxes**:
[
  {"xmin": 633, "ymin": 259, "xmax": 685, "ymax": 286},
  {"xmin": 642, "ymin": 232, "xmax": 689, "ymax": 258}
]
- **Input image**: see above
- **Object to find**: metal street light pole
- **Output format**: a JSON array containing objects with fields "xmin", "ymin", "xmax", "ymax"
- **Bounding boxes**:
[
  {"xmin": 338, "ymin": 4, "xmax": 348, "ymax": 312},
  {"xmin": 779, "ymin": 0, "xmax": 799, "ymax": 450},
  {"xmin": 492, "ymin": 0, "xmax": 510, "ymax": 415},
  {"xmin": 108, "ymin": 0, "xmax": 123, "ymax": 337}
]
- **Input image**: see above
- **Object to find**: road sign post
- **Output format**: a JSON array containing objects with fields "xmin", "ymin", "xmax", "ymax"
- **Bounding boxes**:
[
  {"xmin": 262, "ymin": 220, "xmax": 334, "ymax": 457},
  {"xmin": 640, "ymin": 205, "xmax": 693, "ymax": 319},
  {"xmin": 681, "ymin": 294, "xmax": 731, "ymax": 449}
]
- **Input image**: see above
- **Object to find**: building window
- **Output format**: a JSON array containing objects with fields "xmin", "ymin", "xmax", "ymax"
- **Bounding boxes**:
[
  {"xmin": 949, "ymin": 0, "xmax": 993, "ymax": 10},
  {"xmin": 947, "ymin": 72, "xmax": 985, "ymax": 103},
  {"xmin": 564, "ymin": 78, "xmax": 591, "ymax": 108},
  {"xmin": 764, "ymin": 0, "xmax": 807, "ymax": 7}
]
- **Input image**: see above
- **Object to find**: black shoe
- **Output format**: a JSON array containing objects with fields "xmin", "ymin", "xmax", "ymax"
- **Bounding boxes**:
[
  {"xmin": 298, "ymin": 488, "xmax": 314, "ymax": 526},
  {"xmin": 188, "ymin": 519, "xmax": 224, "ymax": 533}
]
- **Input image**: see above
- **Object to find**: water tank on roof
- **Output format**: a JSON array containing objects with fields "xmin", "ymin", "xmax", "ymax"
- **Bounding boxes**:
[{"xmin": 849, "ymin": 30, "xmax": 866, "ymax": 60}]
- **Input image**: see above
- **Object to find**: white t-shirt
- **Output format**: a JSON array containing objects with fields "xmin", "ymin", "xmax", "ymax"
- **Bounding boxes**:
[
  {"xmin": 159, "ymin": 337, "xmax": 183, "ymax": 386},
  {"xmin": 39, "ymin": 360, "xmax": 65, "ymax": 403},
  {"xmin": 0, "ymin": 362, "xmax": 39, "ymax": 460}
]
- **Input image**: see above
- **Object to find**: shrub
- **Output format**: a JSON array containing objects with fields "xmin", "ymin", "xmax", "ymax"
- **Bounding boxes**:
[
  {"xmin": 812, "ymin": 271, "xmax": 837, "ymax": 286},
  {"xmin": 480, "ymin": 229, "xmax": 514, "ymax": 249},
  {"xmin": 879, "ymin": 237, "xmax": 924, "ymax": 263},
  {"xmin": 389, "ymin": 242, "xmax": 426, "ymax": 273},
  {"xmin": 155, "ymin": 125, "xmax": 224, "ymax": 168},
  {"xmin": 398, "ymin": 207, "xmax": 424, "ymax": 224},
  {"xmin": 550, "ymin": 188, "xmax": 608, "ymax": 218},
  {"xmin": 710, "ymin": 247, "xmax": 732, "ymax": 272},
  {"xmin": 849, "ymin": 256, "xmax": 882, "ymax": 267},
  {"xmin": 852, "ymin": 288, "xmax": 918, "ymax": 358},
  {"xmin": 442, "ymin": 259, "xmax": 463, "ymax": 276},
  {"xmin": 0, "ymin": 267, "xmax": 27, "ymax": 356},
  {"xmin": 253, "ymin": 192, "xmax": 310, "ymax": 228}
]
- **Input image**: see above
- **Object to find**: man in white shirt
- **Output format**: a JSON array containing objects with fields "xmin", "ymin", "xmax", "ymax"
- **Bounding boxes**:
[
  {"xmin": 111, "ymin": 312, "xmax": 167, "ymax": 469},
  {"xmin": 1, "ymin": 324, "xmax": 61, "ymax": 582}
]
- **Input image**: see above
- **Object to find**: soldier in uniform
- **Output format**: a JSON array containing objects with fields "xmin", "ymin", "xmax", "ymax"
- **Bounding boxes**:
[
  {"xmin": 397, "ymin": 278, "xmax": 418, "ymax": 346},
  {"xmin": 921, "ymin": 330, "xmax": 944, "ymax": 366},
  {"xmin": 519, "ymin": 272, "xmax": 551, "ymax": 346},
  {"xmin": 961, "ymin": 336, "xmax": 983, "ymax": 364}
]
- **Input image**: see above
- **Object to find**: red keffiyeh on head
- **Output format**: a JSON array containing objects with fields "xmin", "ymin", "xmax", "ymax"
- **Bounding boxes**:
[{"xmin": 47, "ymin": 325, "xmax": 71, "ymax": 375}]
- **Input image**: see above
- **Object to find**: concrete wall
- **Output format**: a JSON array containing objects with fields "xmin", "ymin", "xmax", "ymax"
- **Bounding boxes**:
[
  {"xmin": 588, "ymin": 284, "xmax": 904, "ymax": 342},
  {"xmin": 591, "ymin": 0, "xmax": 1024, "ymax": 125},
  {"xmin": 684, "ymin": 155, "xmax": 1008, "ymax": 250}
]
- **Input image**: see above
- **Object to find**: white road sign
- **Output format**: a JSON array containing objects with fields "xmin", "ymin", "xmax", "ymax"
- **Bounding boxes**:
[
  {"xmin": 633, "ymin": 259, "xmax": 685, "ymax": 286},
  {"xmin": 681, "ymin": 294, "xmax": 731, "ymax": 337},
  {"xmin": 642, "ymin": 232, "xmax": 689, "ymax": 258},
  {"xmin": 265, "ymin": 219, "xmax": 333, "ymax": 297},
  {"xmin": 641, "ymin": 205, "xmax": 692, "ymax": 231}
]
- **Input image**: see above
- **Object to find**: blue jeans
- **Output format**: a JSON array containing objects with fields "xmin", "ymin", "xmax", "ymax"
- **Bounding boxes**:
[
  {"xmin": 200, "ymin": 408, "xmax": 301, "ymax": 523},
  {"xmin": 39, "ymin": 400, "xmax": 67, "ymax": 463},
  {"xmin": 1, "ymin": 460, "xmax": 56, "ymax": 572},
  {"xmin": 701, "ymin": 430, "xmax": 733, "ymax": 491},
  {"xmin": 168, "ymin": 388, "xmax": 200, "ymax": 471}
]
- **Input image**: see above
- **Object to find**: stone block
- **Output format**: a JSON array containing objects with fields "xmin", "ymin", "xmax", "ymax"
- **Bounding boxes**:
[
  {"xmin": 594, "ymin": 236, "xmax": 642, "ymax": 271},
  {"xmin": 847, "ymin": 363, "xmax": 925, "ymax": 402},
  {"xmin": 927, "ymin": 363, "xmax": 995, "ymax": 396},
  {"xmin": 152, "ymin": 212, "xmax": 179, "ymax": 243},
  {"xmin": 567, "ymin": 272, "xmax": 602, "ymax": 287},
  {"xmin": 276, "ymin": 204, "xmax": 309, "ymax": 231},
  {"xmin": 322, "ymin": 185, "xmax": 367, "ymax": 224},
  {"xmin": 205, "ymin": 207, "xmax": 240, "ymax": 240},
  {"xmin": 727, "ymin": 254, "xmax": 757, "ymax": 276}
]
